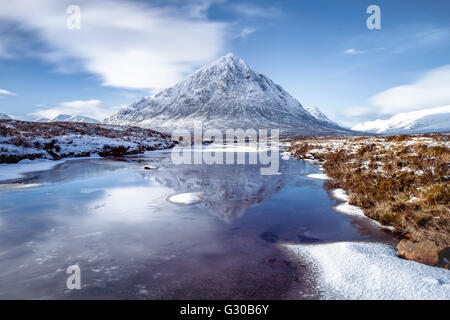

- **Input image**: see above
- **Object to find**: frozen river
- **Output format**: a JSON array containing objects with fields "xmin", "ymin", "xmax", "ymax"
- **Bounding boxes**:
[{"xmin": 0, "ymin": 149, "xmax": 448, "ymax": 299}]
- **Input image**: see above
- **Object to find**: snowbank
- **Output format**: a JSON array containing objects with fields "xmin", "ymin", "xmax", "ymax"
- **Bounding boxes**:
[
  {"xmin": 283, "ymin": 241, "xmax": 450, "ymax": 300},
  {"xmin": 306, "ymin": 173, "xmax": 330, "ymax": 180},
  {"xmin": 331, "ymin": 188, "xmax": 394, "ymax": 230},
  {"xmin": 331, "ymin": 188, "xmax": 349, "ymax": 202},
  {"xmin": 334, "ymin": 202, "xmax": 366, "ymax": 218},
  {"xmin": 281, "ymin": 151, "xmax": 291, "ymax": 160}
]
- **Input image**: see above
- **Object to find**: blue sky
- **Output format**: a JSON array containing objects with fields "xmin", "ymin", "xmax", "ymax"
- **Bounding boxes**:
[{"xmin": 0, "ymin": 0, "xmax": 449, "ymax": 127}]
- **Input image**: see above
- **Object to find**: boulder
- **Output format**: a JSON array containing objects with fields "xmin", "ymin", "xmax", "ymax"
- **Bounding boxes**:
[{"xmin": 397, "ymin": 240, "xmax": 443, "ymax": 266}]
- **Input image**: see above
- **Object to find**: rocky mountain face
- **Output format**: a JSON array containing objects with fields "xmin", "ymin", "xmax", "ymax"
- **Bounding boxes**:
[
  {"xmin": 304, "ymin": 106, "xmax": 339, "ymax": 126},
  {"xmin": 105, "ymin": 53, "xmax": 351, "ymax": 136}
]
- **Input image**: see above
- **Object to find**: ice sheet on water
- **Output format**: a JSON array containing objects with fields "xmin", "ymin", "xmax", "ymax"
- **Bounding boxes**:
[
  {"xmin": 0, "ymin": 159, "xmax": 64, "ymax": 181},
  {"xmin": 167, "ymin": 192, "xmax": 203, "ymax": 205}
]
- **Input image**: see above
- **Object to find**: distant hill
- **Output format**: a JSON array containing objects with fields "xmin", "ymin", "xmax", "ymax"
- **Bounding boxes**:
[
  {"xmin": 352, "ymin": 106, "xmax": 450, "ymax": 134},
  {"xmin": 0, "ymin": 113, "xmax": 12, "ymax": 120},
  {"xmin": 46, "ymin": 114, "xmax": 101, "ymax": 124}
]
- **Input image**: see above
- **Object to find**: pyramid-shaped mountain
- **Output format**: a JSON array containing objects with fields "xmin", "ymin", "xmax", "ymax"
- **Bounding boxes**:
[{"xmin": 104, "ymin": 53, "xmax": 351, "ymax": 136}]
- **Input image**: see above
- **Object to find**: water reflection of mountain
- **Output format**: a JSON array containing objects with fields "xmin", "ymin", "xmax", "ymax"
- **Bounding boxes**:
[{"xmin": 139, "ymin": 157, "xmax": 302, "ymax": 222}]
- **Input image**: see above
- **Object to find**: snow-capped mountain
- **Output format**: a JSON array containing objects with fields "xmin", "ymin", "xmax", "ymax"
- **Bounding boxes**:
[
  {"xmin": 303, "ymin": 106, "xmax": 338, "ymax": 126},
  {"xmin": 105, "ymin": 53, "xmax": 351, "ymax": 136},
  {"xmin": 352, "ymin": 106, "xmax": 450, "ymax": 134},
  {"xmin": 42, "ymin": 114, "xmax": 100, "ymax": 124},
  {"xmin": 0, "ymin": 113, "xmax": 12, "ymax": 120},
  {"xmin": 35, "ymin": 118, "xmax": 50, "ymax": 122}
]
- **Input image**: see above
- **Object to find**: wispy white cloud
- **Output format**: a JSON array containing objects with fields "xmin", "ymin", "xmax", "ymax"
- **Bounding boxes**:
[
  {"xmin": 343, "ymin": 106, "xmax": 376, "ymax": 118},
  {"xmin": 343, "ymin": 48, "xmax": 365, "ymax": 55},
  {"xmin": 0, "ymin": 88, "xmax": 16, "ymax": 96},
  {"xmin": 390, "ymin": 27, "xmax": 450, "ymax": 54},
  {"xmin": 339, "ymin": 106, "xmax": 388, "ymax": 126},
  {"xmin": 0, "ymin": 0, "xmax": 229, "ymax": 90},
  {"xmin": 236, "ymin": 27, "xmax": 257, "ymax": 39},
  {"xmin": 30, "ymin": 99, "xmax": 123, "ymax": 121},
  {"xmin": 343, "ymin": 25, "xmax": 450, "ymax": 56},
  {"xmin": 181, "ymin": 0, "xmax": 226, "ymax": 18},
  {"xmin": 340, "ymin": 64, "xmax": 450, "ymax": 125},
  {"xmin": 225, "ymin": 3, "xmax": 282, "ymax": 18},
  {"xmin": 370, "ymin": 65, "xmax": 450, "ymax": 114}
]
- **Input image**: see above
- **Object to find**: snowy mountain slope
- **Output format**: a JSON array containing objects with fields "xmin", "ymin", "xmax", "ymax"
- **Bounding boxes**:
[
  {"xmin": 47, "ymin": 114, "xmax": 100, "ymax": 123},
  {"xmin": 304, "ymin": 106, "xmax": 339, "ymax": 126},
  {"xmin": 0, "ymin": 113, "xmax": 12, "ymax": 120},
  {"xmin": 105, "ymin": 53, "xmax": 352, "ymax": 136},
  {"xmin": 352, "ymin": 106, "xmax": 450, "ymax": 134},
  {"xmin": 0, "ymin": 120, "xmax": 174, "ymax": 164}
]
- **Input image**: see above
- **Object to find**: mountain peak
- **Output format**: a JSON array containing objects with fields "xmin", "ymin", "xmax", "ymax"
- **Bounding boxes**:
[
  {"xmin": 105, "ymin": 55, "xmax": 352, "ymax": 136},
  {"xmin": 193, "ymin": 52, "xmax": 251, "ymax": 78},
  {"xmin": 217, "ymin": 53, "xmax": 244, "ymax": 65}
]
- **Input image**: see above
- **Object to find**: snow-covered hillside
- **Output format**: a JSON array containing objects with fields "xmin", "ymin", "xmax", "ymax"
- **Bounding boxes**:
[
  {"xmin": 105, "ymin": 53, "xmax": 351, "ymax": 136},
  {"xmin": 0, "ymin": 113, "xmax": 12, "ymax": 120},
  {"xmin": 303, "ymin": 106, "xmax": 338, "ymax": 126},
  {"xmin": 352, "ymin": 106, "xmax": 450, "ymax": 134},
  {"xmin": 0, "ymin": 120, "xmax": 175, "ymax": 164},
  {"xmin": 41, "ymin": 114, "xmax": 101, "ymax": 124}
]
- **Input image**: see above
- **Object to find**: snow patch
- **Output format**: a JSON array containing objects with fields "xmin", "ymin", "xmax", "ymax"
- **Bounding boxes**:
[
  {"xmin": 334, "ymin": 202, "xmax": 366, "ymax": 219},
  {"xmin": 281, "ymin": 152, "xmax": 291, "ymax": 160},
  {"xmin": 306, "ymin": 173, "xmax": 330, "ymax": 180},
  {"xmin": 332, "ymin": 188, "xmax": 394, "ymax": 230},
  {"xmin": 331, "ymin": 188, "xmax": 349, "ymax": 202},
  {"xmin": 283, "ymin": 241, "xmax": 450, "ymax": 300}
]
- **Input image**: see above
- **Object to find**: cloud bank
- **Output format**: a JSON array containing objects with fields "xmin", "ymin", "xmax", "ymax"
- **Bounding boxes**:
[
  {"xmin": 0, "ymin": 89, "xmax": 16, "ymax": 97},
  {"xmin": 0, "ymin": 0, "xmax": 228, "ymax": 90},
  {"xmin": 370, "ymin": 65, "xmax": 450, "ymax": 114}
]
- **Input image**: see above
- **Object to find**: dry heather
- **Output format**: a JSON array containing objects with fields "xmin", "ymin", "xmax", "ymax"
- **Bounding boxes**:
[
  {"xmin": 0, "ymin": 119, "xmax": 175, "ymax": 163},
  {"xmin": 288, "ymin": 134, "xmax": 449, "ymax": 266}
]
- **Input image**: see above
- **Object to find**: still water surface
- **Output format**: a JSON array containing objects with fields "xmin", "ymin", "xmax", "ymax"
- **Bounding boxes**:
[{"xmin": 0, "ymin": 150, "xmax": 395, "ymax": 299}]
